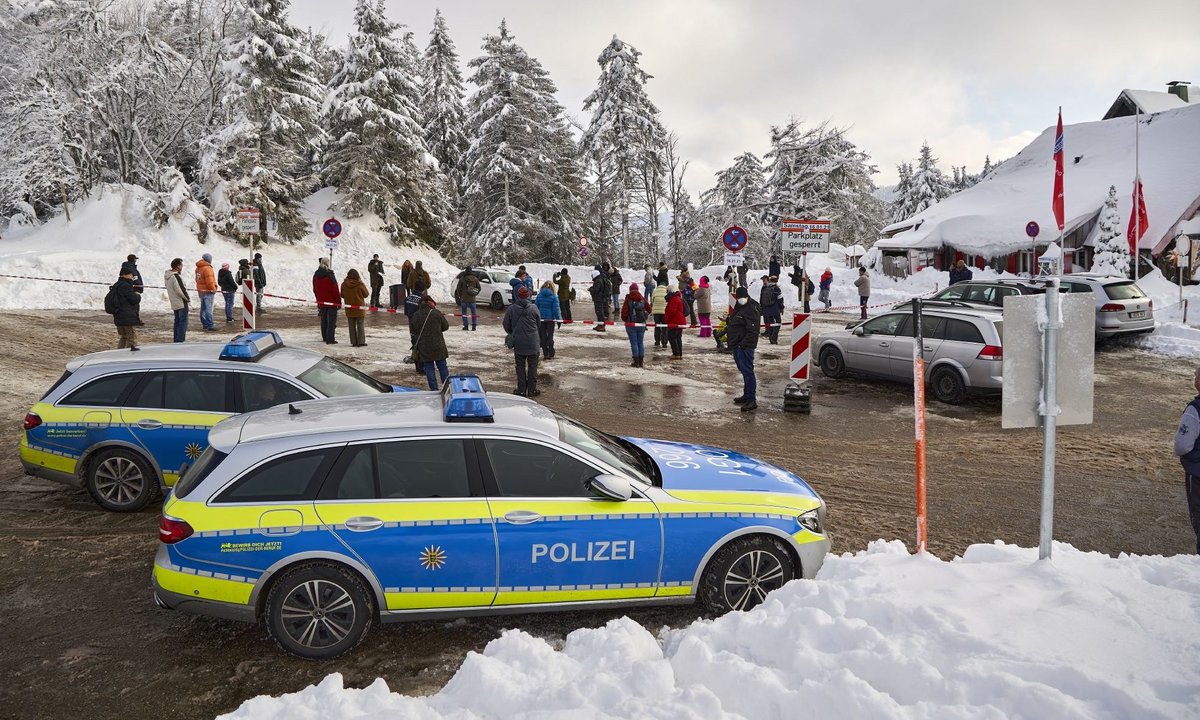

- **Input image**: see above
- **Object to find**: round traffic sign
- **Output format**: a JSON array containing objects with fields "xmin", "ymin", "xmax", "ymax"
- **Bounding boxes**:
[
  {"xmin": 579, "ymin": 246, "xmax": 589, "ymax": 258},
  {"xmin": 722, "ymin": 226, "xmax": 748, "ymax": 252},
  {"xmin": 323, "ymin": 217, "xmax": 342, "ymax": 240},
  {"xmin": 579, "ymin": 236, "xmax": 589, "ymax": 247},
  {"xmin": 1025, "ymin": 221, "xmax": 1040, "ymax": 238}
]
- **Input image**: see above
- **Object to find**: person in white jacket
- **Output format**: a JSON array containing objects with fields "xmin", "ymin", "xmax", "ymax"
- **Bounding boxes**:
[{"xmin": 165, "ymin": 258, "xmax": 190, "ymax": 343}]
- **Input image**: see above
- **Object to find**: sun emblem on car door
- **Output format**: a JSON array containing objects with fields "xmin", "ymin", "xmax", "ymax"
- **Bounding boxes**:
[
  {"xmin": 420, "ymin": 545, "xmax": 446, "ymax": 570},
  {"xmin": 184, "ymin": 443, "xmax": 204, "ymax": 460}
]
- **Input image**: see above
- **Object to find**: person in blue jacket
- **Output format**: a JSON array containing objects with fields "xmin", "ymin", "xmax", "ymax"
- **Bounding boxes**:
[
  {"xmin": 509, "ymin": 266, "xmax": 534, "ymax": 302},
  {"xmin": 535, "ymin": 281, "xmax": 562, "ymax": 360},
  {"xmin": 949, "ymin": 259, "xmax": 974, "ymax": 285}
]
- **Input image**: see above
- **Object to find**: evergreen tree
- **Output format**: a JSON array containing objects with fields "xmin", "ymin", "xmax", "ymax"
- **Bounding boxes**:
[
  {"xmin": 980, "ymin": 155, "xmax": 994, "ymax": 179},
  {"xmin": 420, "ymin": 9, "xmax": 468, "ymax": 201},
  {"xmin": 322, "ymin": 0, "xmax": 446, "ymax": 245},
  {"xmin": 198, "ymin": 0, "xmax": 323, "ymax": 240},
  {"xmin": 889, "ymin": 162, "xmax": 915, "ymax": 223},
  {"xmin": 1091, "ymin": 185, "xmax": 1129, "ymax": 277},
  {"xmin": 461, "ymin": 21, "xmax": 585, "ymax": 264},
  {"xmin": 760, "ymin": 119, "xmax": 883, "ymax": 257},
  {"xmin": 906, "ymin": 141, "xmax": 952, "ymax": 215},
  {"xmin": 579, "ymin": 35, "xmax": 666, "ymax": 267}
]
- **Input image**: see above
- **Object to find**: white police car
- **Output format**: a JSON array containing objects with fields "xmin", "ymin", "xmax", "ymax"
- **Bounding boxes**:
[
  {"xmin": 20, "ymin": 331, "xmax": 412, "ymax": 512},
  {"xmin": 152, "ymin": 376, "xmax": 830, "ymax": 658}
]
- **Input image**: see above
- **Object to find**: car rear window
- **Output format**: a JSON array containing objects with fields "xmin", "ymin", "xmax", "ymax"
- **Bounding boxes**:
[
  {"xmin": 41, "ymin": 371, "xmax": 73, "ymax": 400},
  {"xmin": 60, "ymin": 373, "xmax": 140, "ymax": 406},
  {"xmin": 215, "ymin": 449, "xmax": 337, "ymax": 503},
  {"xmin": 1103, "ymin": 281, "xmax": 1146, "ymax": 301},
  {"xmin": 173, "ymin": 446, "xmax": 228, "ymax": 500}
]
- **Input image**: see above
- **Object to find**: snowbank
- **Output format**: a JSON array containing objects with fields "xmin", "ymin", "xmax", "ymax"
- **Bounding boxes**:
[
  {"xmin": 0, "ymin": 185, "xmax": 459, "ymax": 311},
  {"xmin": 220, "ymin": 542, "xmax": 1200, "ymax": 720}
]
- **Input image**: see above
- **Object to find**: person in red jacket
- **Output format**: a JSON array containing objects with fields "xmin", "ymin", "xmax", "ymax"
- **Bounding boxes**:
[
  {"xmin": 664, "ymin": 284, "xmax": 687, "ymax": 360},
  {"xmin": 312, "ymin": 257, "xmax": 341, "ymax": 344}
]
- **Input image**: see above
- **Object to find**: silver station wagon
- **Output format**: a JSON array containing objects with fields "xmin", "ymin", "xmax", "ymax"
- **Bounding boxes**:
[{"xmin": 816, "ymin": 306, "xmax": 1004, "ymax": 404}]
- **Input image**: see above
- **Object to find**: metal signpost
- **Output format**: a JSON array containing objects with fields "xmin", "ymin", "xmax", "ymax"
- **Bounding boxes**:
[
  {"xmin": 579, "ymin": 236, "xmax": 589, "ymax": 258},
  {"xmin": 1002, "ymin": 290, "xmax": 1095, "ymax": 560},
  {"xmin": 1026, "ymin": 220, "xmax": 1040, "ymax": 273},
  {"xmin": 238, "ymin": 207, "xmax": 261, "ymax": 330}
]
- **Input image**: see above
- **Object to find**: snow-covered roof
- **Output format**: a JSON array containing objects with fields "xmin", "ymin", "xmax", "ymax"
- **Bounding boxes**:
[
  {"xmin": 1103, "ymin": 88, "xmax": 1196, "ymax": 119},
  {"xmin": 878, "ymin": 104, "xmax": 1200, "ymax": 257}
]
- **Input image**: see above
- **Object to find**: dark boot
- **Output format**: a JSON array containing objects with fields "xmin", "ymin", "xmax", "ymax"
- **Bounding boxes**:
[
  {"xmin": 630, "ymin": 358, "xmax": 638, "ymax": 367},
  {"xmin": 740, "ymin": 401, "xmax": 758, "ymax": 412}
]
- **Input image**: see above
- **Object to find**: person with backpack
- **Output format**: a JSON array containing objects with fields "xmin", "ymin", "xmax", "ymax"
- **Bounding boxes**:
[
  {"xmin": 535, "ymin": 281, "xmax": 562, "ymax": 360},
  {"xmin": 819, "ymin": 267, "xmax": 834, "ymax": 310},
  {"xmin": 552, "ymin": 268, "xmax": 572, "ymax": 323},
  {"xmin": 405, "ymin": 282, "xmax": 426, "ymax": 371},
  {"xmin": 218, "ymin": 262, "xmax": 238, "ymax": 323},
  {"xmin": 194, "ymin": 253, "xmax": 217, "ymax": 331},
  {"xmin": 412, "ymin": 291, "xmax": 450, "ymax": 390},
  {"xmin": 664, "ymin": 284, "xmax": 687, "ymax": 360},
  {"xmin": 453, "ymin": 267, "xmax": 481, "ymax": 331},
  {"xmin": 407, "ymin": 260, "xmax": 432, "ymax": 294},
  {"xmin": 107, "ymin": 264, "xmax": 142, "ymax": 350},
  {"xmin": 760, "ymin": 276, "xmax": 784, "ymax": 345},
  {"xmin": 503, "ymin": 286, "xmax": 542, "ymax": 396},
  {"xmin": 126, "ymin": 254, "xmax": 144, "ymax": 295},
  {"xmin": 340, "ymin": 268, "xmax": 370, "ymax": 347},
  {"xmin": 165, "ymin": 258, "xmax": 190, "ymax": 343},
  {"xmin": 312, "ymin": 257, "xmax": 341, "ymax": 344},
  {"xmin": 608, "ymin": 265, "xmax": 622, "ymax": 315},
  {"xmin": 368, "ymin": 254, "xmax": 386, "ymax": 308},
  {"xmin": 621, "ymin": 283, "xmax": 649, "ymax": 367}
]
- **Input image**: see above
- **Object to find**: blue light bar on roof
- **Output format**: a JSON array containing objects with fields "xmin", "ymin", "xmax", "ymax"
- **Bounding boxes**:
[
  {"xmin": 442, "ymin": 374, "xmax": 494, "ymax": 423},
  {"xmin": 220, "ymin": 330, "xmax": 284, "ymax": 361}
]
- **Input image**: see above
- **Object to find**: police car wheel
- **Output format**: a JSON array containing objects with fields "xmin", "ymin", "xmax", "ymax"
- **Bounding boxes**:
[
  {"xmin": 266, "ymin": 563, "xmax": 372, "ymax": 659},
  {"xmin": 86, "ymin": 449, "xmax": 156, "ymax": 512},
  {"xmin": 819, "ymin": 347, "xmax": 846, "ymax": 379},
  {"xmin": 930, "ymin": 367, "xmax": 966, "ymax": 405},
  {"xmin": 490, "ymin": 292, "xmax": 504, "ymax": 310},
  {"xmin": 700, "ymin": 536, "xmax": 795, "ymax": 614}
]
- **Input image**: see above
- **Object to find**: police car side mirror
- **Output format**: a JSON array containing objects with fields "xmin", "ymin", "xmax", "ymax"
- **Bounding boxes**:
[
  {"xmin": 587, "ymin": 474, "xmax": 633, "ymax": 502},
  {"xmin": 853, "ymin": 326, "xmax": 865, "ymax": 336}
]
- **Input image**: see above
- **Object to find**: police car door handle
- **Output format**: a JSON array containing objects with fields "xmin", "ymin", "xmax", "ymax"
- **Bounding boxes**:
[
  {"xmin": 136, "ymin": 419, "xmax": 163, "ymax": 430},
  {"xmin": 503, "ymin": 510, "xmax": 542, "ymax": 525},
  {"xmin": 344, "ymin": 516, "xmax": 384, "ymax": 532}
]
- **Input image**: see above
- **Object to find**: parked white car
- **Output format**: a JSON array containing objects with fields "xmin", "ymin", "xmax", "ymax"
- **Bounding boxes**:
[
  {"xmin": 1060, "ymin": 273, "xmax": 1155, "ymax": 338},
  {"xmin": 470, "ymin": 267, "xmax": 516, "ymax": 309}
]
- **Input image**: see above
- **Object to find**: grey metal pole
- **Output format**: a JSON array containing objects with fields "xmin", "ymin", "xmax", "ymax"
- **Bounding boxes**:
[{"xmin": 1039, "ymin": 276, "xmax": 1061, "ymax": 560}]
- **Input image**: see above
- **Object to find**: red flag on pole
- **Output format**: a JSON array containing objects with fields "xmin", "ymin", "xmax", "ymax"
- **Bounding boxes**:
[
  {"xmin": 1127, "ymin": 176, "xmax": 1149, "ymax": 254},
  {"xmin": 1052, "ymin": 109, "xmax": 1065, "ymax": 232}
]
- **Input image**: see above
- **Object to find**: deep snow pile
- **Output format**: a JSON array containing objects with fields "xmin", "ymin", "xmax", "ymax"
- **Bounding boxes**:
[
  {"xmin": 220, "ymin": 541, "xmax": 1200, "ymax": 720},
  {"xmin": 0, "ymin": 185, "xmax": 459, "ymax": 310}
]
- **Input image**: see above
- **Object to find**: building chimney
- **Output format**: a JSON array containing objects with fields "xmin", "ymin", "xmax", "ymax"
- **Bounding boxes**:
[{"xmin": 1167, "ymin": 80, "xmax": 1192, "ymax": 102}]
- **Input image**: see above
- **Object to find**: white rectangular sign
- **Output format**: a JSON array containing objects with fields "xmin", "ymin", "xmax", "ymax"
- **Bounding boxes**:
[
  {"xmin": 325, "ymin": 237, "xmax": 339, "ymax": 250},
  {"xmin": 237, "ymin": 207, "xmax": 261, "ymax": 234},
  {"xmin": 781, "ymin": 218, "xmax": 831, "ymax": 253},
  {"xmin": 723, "ymin": 251, "xmax": 744, "ymax": 267}
]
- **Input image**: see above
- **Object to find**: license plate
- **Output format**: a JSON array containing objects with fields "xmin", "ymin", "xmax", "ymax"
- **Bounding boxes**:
[{"xmin": 1129, "ymin": 310, "xmax": 1147, "ymax": 319}]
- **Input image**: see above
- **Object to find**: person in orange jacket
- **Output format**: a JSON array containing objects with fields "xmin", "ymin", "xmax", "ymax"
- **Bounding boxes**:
[{"xmin": 194, "ymin": 253, "xmax": 218, "ymax": 331}]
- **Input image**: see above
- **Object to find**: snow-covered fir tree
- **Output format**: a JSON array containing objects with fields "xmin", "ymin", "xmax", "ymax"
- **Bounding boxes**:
[
  {"xmin": 760, "ymin": 120, "xmax": 883, "ymax": 259},
  {"xmin": 1091, "ymin": 185, "xmax": 1129, "ymax": 277},
  {"xmin": 579, "ymin": 35, "xmax": 667, "ymax": 267},
  {"xmin": 322, "ymin": 0, "xmax": 447, "ymax": 245},
  {"xmin": 420, "ymin": 9, "xmax": 469, "ymax": 202},
  {"xmin": 198, "ymin": 0, "xmax": 323, "ymax": 240},
  {"xmin": 460, "ymin": 21, "xmax": 585, "ymax": 264},
  {"xmin": 889, "ymin": 163, "xmax": 915, "ymax": 222},
  {"xmin": 980, "ymin": 155, "xmax": 994, "ymax": 179},
  {"xmin": 893, "ymin": 142, "xmax": 952, "ymax": 218}
]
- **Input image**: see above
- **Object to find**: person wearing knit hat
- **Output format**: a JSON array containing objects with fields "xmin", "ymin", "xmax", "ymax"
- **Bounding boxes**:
[
  {"xmin": 727, "ymin": 286, "xmax": 762, "ymax": 411},
  {"xmin": 664, "ymin": 284, "xmax": 686, "ymax": 360},
  {"xmin": 217, "ymin": 261, "xmax": 238, "ymax": 322},
  {"xmin": 194, "ymin": 253, "xmax": 218, "ymax": 331},
  {"xmin": 621, "ymin": 282, "xmax": 649, "ymax": 368},
  {"xmin": 696, "ymin": 276, "xmax": 713, "ymax": 339},
  {"xmin": 503, "ymin": 279, "xmax": 543, "ymax": 396},
  {"xmin": 109, "ymin": 264, "xmax": 142, "ymax": 350}
]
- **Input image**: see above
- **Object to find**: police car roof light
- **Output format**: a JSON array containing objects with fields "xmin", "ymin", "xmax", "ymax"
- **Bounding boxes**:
[
  {"xmin": 219, "ymin": 330, "xmax": 284, "ymax": 362},
  {"xmin": 441, "ymin": 374, "xmax": 494, "ymax": 423}
]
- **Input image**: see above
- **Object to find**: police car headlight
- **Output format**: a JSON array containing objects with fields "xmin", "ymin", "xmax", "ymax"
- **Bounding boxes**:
[{"xmin": 797, "ymin": 508, "xmax": 822, "ymax": 534}]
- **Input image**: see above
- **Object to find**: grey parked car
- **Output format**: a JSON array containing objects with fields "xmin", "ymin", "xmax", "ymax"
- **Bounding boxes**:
[{"xmin": 816, "ymin": 307, "xmax": 1004, "ymax": 404}]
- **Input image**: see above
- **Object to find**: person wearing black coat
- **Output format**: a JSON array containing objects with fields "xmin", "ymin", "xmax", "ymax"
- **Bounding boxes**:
[
  {"xmin": 949, "ymin": 259, "xmax": 974, "ymax": 285},
  {"xmin": 588, "ymin": 269, "xmax": 610, "ymax": 331},
  {"xmin": 368, "ymin": 254, "xmax": 386, "ymax": 308},
  {"xmin": 769, "ymin": 255, "xmax": 781, "ymax": 279},
  {"xmin": 126, "ymin": 254, "xmax": 144, "ymax": 294},
  {"xmin": 759, "ymin": 277, "xmax": 784, "ymax": 345},
  {"xmin": 110, "ymin": 266, "xmax": 142, "ymax": 350},
  {"xmin": 217, "ymin": 263, "xmax": 238, "ymax": 322},
  {"xmin": 503, "ymin": 286, "xmax": 543, "ymax": 396},
  {"xmin": 727, "ymin": 287, "xmax": 761, "ymax": 411}
]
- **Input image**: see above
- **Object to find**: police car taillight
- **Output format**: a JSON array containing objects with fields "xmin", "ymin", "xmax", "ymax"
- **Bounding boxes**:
[
  {"xmin": 23, "ymin": 413, "xmax": 41, "ymax": 431},
  {"xmin": 442, "ymin": 374, "xmax": 494, "ymax": 423},
  {"xmin": 159, "ymin": 514, "xmax": 194, "ymax": 544}
]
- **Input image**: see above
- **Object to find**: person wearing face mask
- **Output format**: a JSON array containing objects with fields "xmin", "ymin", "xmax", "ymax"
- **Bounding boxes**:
[{"xmin": 726, "ymin": 287, "xmax": 761, "ymax": 412}]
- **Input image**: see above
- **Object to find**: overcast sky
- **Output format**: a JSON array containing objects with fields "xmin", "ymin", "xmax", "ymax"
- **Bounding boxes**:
[{"xmin": 293, "ymin": 0, "xmax": 1199, "ymax": 197}]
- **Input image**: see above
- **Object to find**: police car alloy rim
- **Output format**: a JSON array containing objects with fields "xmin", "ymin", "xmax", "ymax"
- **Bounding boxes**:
[
  {"xmin": 723, "ymin": 550, "xmax": 786, "ymax": 611},
  {"xmin": 279, "ymin": 579, "xmax": 357, "ymax": 649},
  {"xmin": 93, "ymin": 456, "xmax": 145, "ymax": 506}
]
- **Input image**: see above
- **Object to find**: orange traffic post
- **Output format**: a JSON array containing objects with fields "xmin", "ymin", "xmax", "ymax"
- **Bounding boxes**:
[{"xmin": 912, "ymin": 298, "xmax": 928, "ymax": 553}]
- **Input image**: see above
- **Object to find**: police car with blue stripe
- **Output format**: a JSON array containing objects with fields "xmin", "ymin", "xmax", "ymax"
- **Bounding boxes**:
[
  {"xmin": 20, "ymin": 331, "xmax": 411, "ymax": 512},
  {"xmin": 152, "ymin": 375, "xmax": 830, "ymax": 658}
]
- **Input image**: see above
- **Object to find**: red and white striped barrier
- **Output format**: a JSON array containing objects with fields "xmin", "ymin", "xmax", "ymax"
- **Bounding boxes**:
[
  {"xmin": 790, "ymin": 313, "xmax": 812, "ymax": 381},
  {"xmin": 242, "ymin": 278, "xmax": 256, "ymax": 330}
]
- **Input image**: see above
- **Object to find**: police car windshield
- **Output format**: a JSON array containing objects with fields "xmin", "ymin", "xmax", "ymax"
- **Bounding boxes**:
[
  {"xmin": 555, "ymin": 413, "xmax": 656, "ymax": 486},
  {"xmin": 297, "ymin": 357, "xmax": 391, "ymax": 397}
]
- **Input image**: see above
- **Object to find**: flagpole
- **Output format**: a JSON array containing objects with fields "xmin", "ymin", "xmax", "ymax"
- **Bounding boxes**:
[{"xmin": 1134, "ymin": 108, "xmax": 1140, "ymax": 280}]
